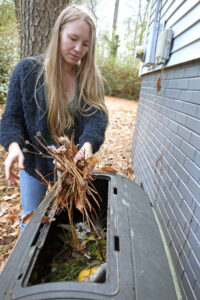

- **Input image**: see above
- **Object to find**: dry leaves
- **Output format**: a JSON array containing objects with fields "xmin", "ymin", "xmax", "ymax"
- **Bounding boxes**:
[
  {"xmin": 36, "ymin": 134, "xmax": 102, "ymax": 239},
  {"xmin": 0, "ymin": 96, "xmax": 138, "ymax": 272},
  {"xmin": 95, "ymin": 97, "xmax": 137, "ymax": 180},
  {"xmin": 0, "ymin": 145, "xmax": 21, "ymax": 271},
  {"xmin": 22, "ymin": 210, "xmax": 35, "ymax": 225}
]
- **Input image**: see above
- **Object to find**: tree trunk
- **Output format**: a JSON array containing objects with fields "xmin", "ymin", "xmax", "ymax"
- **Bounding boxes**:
[
  {"xmin": 20, "ymin": 0, "xmax": 71, "ymax": 59},
  {"xmin": 112, "ymin": 0, "xmax": 119, "ymax": 33},
  {"xmin": 110, "ymin": 0, "xmax": 120, "ymax": 58},
  {"xmin": 132, "ymin": 0, "xmax": 142, "ymax": 60},
  {"xmin": 138, "ymin": 0, "xmax": 150, "ymax": 45},
  {"xmin": 85, "ymin": 0, "xmax": 99, "ymax": 25},
  {"xmin": 13, "ymin": 0, "xmax": 21, "ymax": 31}
]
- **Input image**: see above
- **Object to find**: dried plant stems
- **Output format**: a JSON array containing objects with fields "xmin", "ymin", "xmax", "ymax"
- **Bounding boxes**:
[{"xmin": 35, "ymin": 134, "xmax": 101, "ymax": 239}]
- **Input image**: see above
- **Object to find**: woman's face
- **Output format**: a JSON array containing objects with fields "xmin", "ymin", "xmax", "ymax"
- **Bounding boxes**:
[{"xmin": 59, "ymin": 19, "xmax": 90, "ymax": 68}]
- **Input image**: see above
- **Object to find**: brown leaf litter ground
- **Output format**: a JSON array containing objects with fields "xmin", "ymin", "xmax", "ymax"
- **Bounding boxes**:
[{"xmin": 0, "ymin": 96, "xmax": 138, "ymax": 272}]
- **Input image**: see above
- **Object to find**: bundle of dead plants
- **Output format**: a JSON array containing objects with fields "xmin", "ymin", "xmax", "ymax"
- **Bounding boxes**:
[{"xmin": 34, "ymin": 134, "xmax": 102, "ymax": 240}]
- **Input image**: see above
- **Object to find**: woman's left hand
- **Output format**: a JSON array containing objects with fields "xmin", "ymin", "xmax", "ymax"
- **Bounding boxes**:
[{"xmin": 74, "ymin": 142, "xmax": 93, "ymax": 163}]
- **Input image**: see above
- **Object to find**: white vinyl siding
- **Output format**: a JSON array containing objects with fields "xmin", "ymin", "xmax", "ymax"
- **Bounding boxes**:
[{"xmin": 141, "ymin": 0, "xmax": 200, "ymax": 75}]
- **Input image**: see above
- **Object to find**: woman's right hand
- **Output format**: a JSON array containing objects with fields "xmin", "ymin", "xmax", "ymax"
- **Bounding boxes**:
[{"xmin": 4, "ymin": 142, "xmax": 25, "ymax": 185}]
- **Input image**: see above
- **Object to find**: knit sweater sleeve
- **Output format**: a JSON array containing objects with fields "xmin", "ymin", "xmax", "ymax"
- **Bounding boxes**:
[
  {"xmin": 0, "ymin": 60, "xmax": 27, "ymax": 151},
  {"xmin": 77, "ymin": 106, "xmax": 107, "ymax": 153}
]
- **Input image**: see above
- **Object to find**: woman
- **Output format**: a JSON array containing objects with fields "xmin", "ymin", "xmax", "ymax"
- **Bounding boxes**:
[{"xmin": 0, "ymin": 5, "xmax": 108, "ymax": 230}]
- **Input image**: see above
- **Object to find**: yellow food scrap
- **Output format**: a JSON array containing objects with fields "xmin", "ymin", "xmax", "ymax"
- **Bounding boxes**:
[{"xmin": 78, "ymin": 266, "xmax": 99, "ymax": 282}]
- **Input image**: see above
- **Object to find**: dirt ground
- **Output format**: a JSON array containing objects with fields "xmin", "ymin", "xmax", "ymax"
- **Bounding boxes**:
[
  {"xmin": 105, "ymin": 96, "xmax": 138, "ymax": 112},
  {"xmin": 0, "ymin": 96, "xmax": 138, "ymax": 272},
  {"xmin": 95, "ymin": 96, "xmax": 138, "ymax": 175}
]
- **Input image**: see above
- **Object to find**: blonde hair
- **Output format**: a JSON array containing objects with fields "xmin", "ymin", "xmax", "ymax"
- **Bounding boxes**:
[{"xmin": 43, "ymin": 5, "xmax": 108, "ymax": 138}]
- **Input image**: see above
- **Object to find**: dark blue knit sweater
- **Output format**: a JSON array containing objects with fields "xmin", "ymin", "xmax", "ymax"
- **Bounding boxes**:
[{"xmin": 0, "ymin": 57, "xmax": 107, "ymax": 180}]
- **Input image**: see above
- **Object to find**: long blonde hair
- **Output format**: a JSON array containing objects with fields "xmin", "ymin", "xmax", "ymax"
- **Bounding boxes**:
[{"xmin": 44, "ymin": 5, "xmax": 108, "ymax": 138}]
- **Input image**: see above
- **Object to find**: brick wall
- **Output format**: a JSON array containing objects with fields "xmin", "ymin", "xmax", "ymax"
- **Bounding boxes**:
[{"xmin": 132, "ymin": 60, "xmax": 200, "ymax": 300}]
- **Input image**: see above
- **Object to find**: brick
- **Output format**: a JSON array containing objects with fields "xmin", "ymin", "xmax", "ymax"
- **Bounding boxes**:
[
  {"xmin": 175, "ymin": 162, "xmax": 190, "ymax": 185},
  {"xmin": 168, "ymin": 166, "xmax": 180, "ymax": 186},
  {"xmin": 174, "ymin": 67, "xmax": 185, "ymax": 78},
  {"xmin": 153, "ymin": 89, "xmax": 158, "ymax": 97},
  {"xmin": 160, "ymin": 113, "xmax": 169, "ymax": 126},
  {"xmin": 141, "ymin": 89, "xmax": 155, "ymax": 99},
  {"xmin": 165, "ymin": 79, "xmax": 179, "ymax": 89},
  {"xmin": 190, "ymin": 132, "xmax": 200, "ymax": 151},
  {"xmin": 175, "ymin": 111, "xmax": 187, "ymax": 126},
  {"xmin": 178, "ymin": 126, "xmax": 192, "ymax": 143},
  {"xmin": 169, "ymin": 182, "xmax": 183, "ymax": 206},
  {"xmin": 187, "ymin": 177, "xmax": 200, "ymax": 203},
  {"xmin": 162, "ymin": 222, "xmax": 172, "ymax": 249},
  {"xmin": 142, "ymin": 75, "xmax": 151, "ymax": 82},
  {"xmin": 173, "ymin": 147, "xmax": 186, "ymax": 166},
  {"xmin": 177, "ymin": 180, "xmax": 194, "ymax": 207},
  {"xmin": 164, "ymin": 184, "xmax": 175, "ymax": 207},
  {"xmin": 197, "ymin": 106, "xmax": 200, "ymax": 118},
  {"xmin": 196, "ymin": 225, "xmax": 200, "ymax": 240},
  {"xmin": 167, "ymin": 107, "xmax": 176, "ymax": 119},
  {"xmin": 170, "ymin": 131, "xmax": 182, "ymax": 148},
  {"xmin": 189, "ymin": 250, "xmax": 200, "ymax": 287},
  {"xmin": 194, "ymin": 204, "xmax": 200, "ymax": 227},
  {"xmin": 161, "ymin": 167, "xmax": 172, "ymax": 188},
  {"xmin": 190, "ymin": 91, "xmax": 200, "ymax": 105},
  {"xmin": 157, "ymin": 198, "xmax": 169, "ymax": 226},
  {"xmin": 173, "ymin": 201, "xmax": 187, "ymax": 231},
  {"xmin": 184, "ymin": 157, "xmax": 200, "ymax": 182},
  {"xmin": 164, "ymin": 70, "xmax": 173, "ymax": 80},
  {"xmin": 177, "ymin": 78, "xmax": 190, "ymax": 90},
  {"xmin": 194, "ymin": 151, "xmax": 200, "ymax": 168},
  {"xmin": 186, "ymin": 116, "xmax": 200, "ymax": 134},
  {"xmin": 168, "ymin": 118, "xmax": 178, "ymax": 133},
  {"xmin": 181, "ymin": 200, "xmax": 198, "ymax": 233},
  {"xmin": 156, "ymin": 95, "xmax": 165, "ymax": 106},
  {"xmin": 176, "ymin": 255, "xmax": 184, "ymax": 279},
  {"xmin": 164, "ymin": 200, "xmax": 177, "ymax": 228},
  {"xmin": 171, "ymin": 100, "xmax": 184, "ymax": 112},
  {"xmin": 155, "ymin": 104, "xmax": 168, "ymax": 120},
  {"xmin": 176, "ymin": 222, "xmax": 187, "ymax": 251},
  {"xmin": 161, "ymin": 97, "xmax": 182, "ymax": 112},
  {"xmin": 147, "ymin": 185, "xmax": 155, "ymax": 203},
  {"xmin": 186, "ymin": 228, "xmax": 200, "ymax": 262},
  {"xmin": 163, "ymin": 135, "xmax": 173, "ymax": 150},
  {"xmin": 165, "ymin": 149, "xmax": 178, "ymax": 169},
  {"xmin": 181, "ymin": 272, "xmax": 196, "ymax": 300},
  {"xmin": 181, "ymin": 250, "xmax": 198, "ymax": 289},
  {"xmin": 161, "ymin": 88, "xmax": 180, "ymax": 100},
  {"xmin": 184, "ymin": 64, "xmax": 200, "ymax": 78},
  {"xmin": 169, "ymin": 241, "xmax": 182, "ymax": 274},
  {"xmin": 168, "ymin": 222, "xmax": 180, "ymax": 251},
  {"xmin": 179, "ymin": 238, "xmax": 192, "ymax": 259},
  {"xmin": 194, "ymin": 282, "xmax": 200, "ymax": 300},
  {"xmin": 179, "ymin": 90, "xmax": 200, "ymax": 105},
  {"xmin": 181, "ymin": 102, "xmax": 198, "ymax": 118},
  {"xmin": 135, "ymin": 60, "xmax": 200, "ymax": 300},
  {"xmin": 154, "ymin": 111, "xmax": 162, "ymax": 124},
  {"xmin": 181, "ymin": 140, "xmax": 196, "ymax": 160},
  {"xmin": 154, "ymin": 159, "xmax": 164, "ymax": 179},
  {"xmin": 180, "ymin": 90, "xmax": 194, "ymax": 102},
  {"xmin": 143, "ymin": 81, "xmax": 154, "ymax": 88},
  {"xmin": 148, "ymin": 74, "xmax": 156, "ymax": 81},
  {"xmin": 188, "ymin": 78, "xmax": 200, "ymax": 90},
  {"xmin": 159, "ymin": 106, "xmax": 168, "ymax": 116},
  {"xmin": 141, "ymin": 81, "xmax": 150, "ymax": 87},
  {"xmin": 162, "ymin": 125, "xmax": 171, "ymax": 139},
  {"xmin": 160, "ymin": 88, "xmax": 166, "ymax": 97},
  {"xmin": 157, "ymin": 184, "xmax": 168, "ymax": 207}
]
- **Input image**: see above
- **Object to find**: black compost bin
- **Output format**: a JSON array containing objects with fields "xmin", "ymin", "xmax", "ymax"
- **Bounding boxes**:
[{"xmin": 0, "ymin": 173, "xmax": 178, "ymax": 300}]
